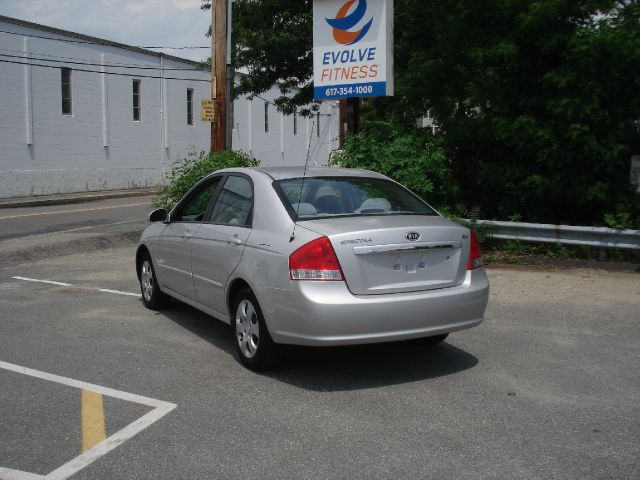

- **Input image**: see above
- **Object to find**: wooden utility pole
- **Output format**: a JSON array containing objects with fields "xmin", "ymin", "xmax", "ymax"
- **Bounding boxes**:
[
  {"xmin": 210, "ymin": 2, "xmax": 216, "ymax": 153},
  {"xmin": 210, "ymin": 0, "xmax": 227, "ymax": 152}
]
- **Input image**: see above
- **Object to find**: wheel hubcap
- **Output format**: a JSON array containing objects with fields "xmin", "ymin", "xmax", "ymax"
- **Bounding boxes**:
[
  {"xmin": 235, "ymin": 299, "xmax": 259, "ymax": 358},
  {"xmin": 141, "ymin": 260, "xmax": 154, "ymax": 301}
]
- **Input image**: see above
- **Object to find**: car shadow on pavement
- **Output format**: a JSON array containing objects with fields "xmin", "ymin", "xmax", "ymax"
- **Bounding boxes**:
[
  {"xmin": 160, "ymin": 302, "xmax": 235, "ymax": 355},
  {"xmin": 161, "ymin": 302, "xmax": 478, "ymax": 391},
  {"xmin": 267, "ymin": 342, "xmax": 478, "ymax": 392}
]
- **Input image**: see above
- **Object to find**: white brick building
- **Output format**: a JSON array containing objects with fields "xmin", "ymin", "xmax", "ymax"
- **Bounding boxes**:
[{"xmin": 0, "ymin": 15, "xmax": 339, "ymax": 198}]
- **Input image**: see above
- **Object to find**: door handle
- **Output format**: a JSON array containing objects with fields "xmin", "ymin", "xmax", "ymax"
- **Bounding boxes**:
[{"xmin": 184, "ymin": 231, "xmax": 192, "ymax": 239}]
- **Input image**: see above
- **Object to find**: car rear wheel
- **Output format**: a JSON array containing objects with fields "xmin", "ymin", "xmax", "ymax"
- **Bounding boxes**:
[
  {"xmin": 140, "ymin": 252, "xmax": 170, "ymax": 310},
  {"xmin": 233, "ymin": 288, "xmax": 281, "ymax": 370}
]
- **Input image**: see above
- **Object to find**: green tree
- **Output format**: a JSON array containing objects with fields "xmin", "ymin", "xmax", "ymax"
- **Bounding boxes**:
[
  {"xmin": 202, "ymin": 0, "xmax": 316, "ymax": 114},
  {"xmin": 387, "ymin": 0, "xmax": 640, "ymax": 225},
  {"xmin": 203, "ymin": 0, "xmax": 640, "ymax": 226}
]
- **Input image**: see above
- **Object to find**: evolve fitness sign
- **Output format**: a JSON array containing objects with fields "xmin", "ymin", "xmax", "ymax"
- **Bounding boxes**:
[{"xmin": 313, "ymin": 0, "xmax": 393, "ymax": 100}]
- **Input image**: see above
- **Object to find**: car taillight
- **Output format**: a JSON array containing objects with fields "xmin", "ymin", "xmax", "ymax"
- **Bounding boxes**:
[
  {"xmin": 467, "ymin": 229, "xmax": 484, "ymax": 270},
  {"xmin": 289, "ymin": 236, "xmax": 344, "ymax": 281}
]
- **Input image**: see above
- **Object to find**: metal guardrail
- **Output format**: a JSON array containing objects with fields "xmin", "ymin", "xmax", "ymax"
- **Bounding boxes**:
[{"xmin": 467, "ymin": 219, "xmax": 640, "ymax": 251}]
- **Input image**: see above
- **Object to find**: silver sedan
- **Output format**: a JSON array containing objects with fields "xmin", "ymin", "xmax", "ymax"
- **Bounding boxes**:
[{"xmin": 136, "ymin": 167, "xmax": 489, "ymax": 369}]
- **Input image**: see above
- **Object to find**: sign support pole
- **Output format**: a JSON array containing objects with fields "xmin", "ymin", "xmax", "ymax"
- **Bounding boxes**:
[
  {"xmin": 339, "ymin": 98, "xmax": 360, "ymax": 148},
  {"xmin": 347, "ymin": 97, "xmax": 360, "ymax": 136}
]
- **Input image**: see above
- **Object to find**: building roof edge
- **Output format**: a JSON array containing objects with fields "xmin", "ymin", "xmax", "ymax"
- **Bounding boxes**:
[{"xmin": 0, "ymin": 14, "xmax": 204, "ymax": 67}]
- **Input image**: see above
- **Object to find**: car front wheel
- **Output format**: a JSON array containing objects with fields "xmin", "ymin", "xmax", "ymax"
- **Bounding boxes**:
[
  {"xmin": 139, "ymin": 252, "xmax": 170, "ymax": 310},
  {"xmin": 233, "ymin": 288, "xmax": 281, "ymax": 370}
]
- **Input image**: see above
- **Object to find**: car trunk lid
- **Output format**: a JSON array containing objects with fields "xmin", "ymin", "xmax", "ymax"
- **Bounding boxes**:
[{"xmin": 300, "ymin": 216, "xmax": 470, "ymax": 295}]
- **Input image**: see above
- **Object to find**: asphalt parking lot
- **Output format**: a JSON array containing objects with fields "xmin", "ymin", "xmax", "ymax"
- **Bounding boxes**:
[{"xmin": 1, "ymin": 246, "xmax": 639, "ymax": 479}]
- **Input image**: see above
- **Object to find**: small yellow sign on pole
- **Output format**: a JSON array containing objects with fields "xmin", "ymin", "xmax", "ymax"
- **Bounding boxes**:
[{"xmin": 200, "ymin": 99, "xmax": 216, "ymax": 122}]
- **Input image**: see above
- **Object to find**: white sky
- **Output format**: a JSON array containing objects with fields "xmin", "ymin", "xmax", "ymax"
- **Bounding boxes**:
[{"xmin": 0, "ymin": 0, "xmax": 211, "ymax": 61}]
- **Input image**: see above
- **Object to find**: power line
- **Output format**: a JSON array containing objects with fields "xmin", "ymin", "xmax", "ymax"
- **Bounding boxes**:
[
  {"xmin": 239, "ymin": 84, "xmax": 312, "ymax": 110},
  {"xmin": 0, "ymin": 52, "xmax": 205, "ymax": 71},
  {"xmin": 144, "ymin": 46, "xmax": 209, "ymax": 50},
  {"xmin": 0, "ymin": 29, "xmax": 209, "ymax": 49},
  {"xmin": 0, "ymin": 60, "xmax": 317, "ymax": 110},
  {"xmin": 0, "ymin": 59, "xmax": 306, "ymax": 107},
  {"xmin": 0, "ymin": 46, "xmax": 209, "ymax": 69},
  {"xmin": 0, "ymin": 57, "xmax": 211, "ymax": 82},
  {"xmin": 0, "ymin": 46, "xmax": 179, "ymax": 67},
  {"xmin": 0, "ymin": 31, "xmax": 318, "ymax": 111}
]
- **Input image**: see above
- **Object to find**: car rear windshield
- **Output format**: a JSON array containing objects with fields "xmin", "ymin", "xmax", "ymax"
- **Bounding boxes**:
[{"xmin": 274, "ymin": 176, "xmax": 437, "ymax": 220}]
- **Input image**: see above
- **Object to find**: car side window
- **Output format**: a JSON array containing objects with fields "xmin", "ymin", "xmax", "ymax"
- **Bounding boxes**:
[
  {"xmin": 209, "ymin": 176, "xmax": 253, "ymax": 226},
  {"xmin": 174, "ymin": 178, "xmax": 221, "ymax": 222}
]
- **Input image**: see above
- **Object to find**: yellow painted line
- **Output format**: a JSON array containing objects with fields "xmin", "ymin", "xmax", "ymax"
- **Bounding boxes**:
[
  {"xmin": 0, "ymin": 202, "xmax": 150, "ymax": 221},
  {"xmin": 0, "ymin": 360, "xmax": 176, "ymax": 479},
  {"xmin": 81, "ymin": 389, "xmax": 106, "ymax": 452}
]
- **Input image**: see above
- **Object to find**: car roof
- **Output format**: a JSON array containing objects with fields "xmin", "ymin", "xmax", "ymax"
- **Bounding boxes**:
[{"xmin": 251, "ymin": 166, "xmax": 389, "ymax": 181}]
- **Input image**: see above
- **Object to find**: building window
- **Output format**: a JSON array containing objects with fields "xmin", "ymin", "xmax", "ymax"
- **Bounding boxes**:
[
  {"xmin": 187, "ymin": 89, "xmax": 194, "ymax": 125},
  {"xmin": 264, "ymin": 102, "xmax": 269, "ymax": 133},
  {"xmin": 61, "ymin": 68, "xmax": 72, "ymax": 115},
  {"xmin": 293, "ymin": 107, "xmax": 298, "ymax": 135},
  {"xmin": 132, "ymin": 79, "xmax": 141, "ymax": 121},
  {"xmin": 317, "ymin": 112, "xmax": 321, "ymax": 137}
]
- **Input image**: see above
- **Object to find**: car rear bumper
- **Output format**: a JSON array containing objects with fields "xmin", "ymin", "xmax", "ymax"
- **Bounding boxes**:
[{"xmin": 261, "ymin": 268, "xmax": 489, "ymax": 346}]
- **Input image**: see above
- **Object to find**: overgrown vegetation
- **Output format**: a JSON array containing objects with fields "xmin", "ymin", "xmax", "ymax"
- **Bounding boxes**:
[
  {"xmin": 482, "ymin": 240, "xmax": 640, "ymax": 266},
  {"xmin": 208, "ymin": 0, "xmax": 640, "ymax": 228},
  {"xmin": 153, "ymin": 150, "xmax": 258, "ymax": 211},
  {"xmin": 335, "ymin": 121, "xmax": 458, "ymax": 210}
]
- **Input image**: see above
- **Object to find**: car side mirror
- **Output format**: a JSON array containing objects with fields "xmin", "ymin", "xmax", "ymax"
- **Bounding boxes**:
[{"xmin": 149, "ymin": 208, "xmax": 168, "ymax": 223}]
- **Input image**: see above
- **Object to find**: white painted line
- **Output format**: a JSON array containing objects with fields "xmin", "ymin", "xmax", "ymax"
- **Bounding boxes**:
[
  {"xmin": 46, "ymin": 407, "xmax": 174, "ymax": 480},
  {"xmin": 0, "ymin": 202, "xmax": 150, "ymax": 221},
  {"xmin": 11, "ymin": 277, "xmax": 140, "ymax": 299},
  {"xmin": 0, "ymin": 361, "xmax": 177, "ymax": 480},
  {"xmin": 96, "ymin": 288, "xmax": 140, "ymax": 298},
  {"xmin": 0, "ymin": 361, "xmax": 173, "ymax": 408},
  {"xmin": 0, "ymin": 467, "xmax": 44, "ymax": 480},
  {"xmin": 58, "ymin": 218, "xmax": 147, "ymax": 234},
  {"xmin": 11, "ymin": 276, "xmax": 72, "ymax": 287}
]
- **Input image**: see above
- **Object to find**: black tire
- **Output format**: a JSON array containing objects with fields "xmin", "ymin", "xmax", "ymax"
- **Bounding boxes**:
[
  {"xmin": 412, "ymin": 333, "xmax": 449, "ymax": 346},
  {"xmin": 139, "ymin": 251, "xmax": 171, "ymax": 310},
  {"xmin": 232, "ymin": 288, "xmax": 281, "ymax": 370}
]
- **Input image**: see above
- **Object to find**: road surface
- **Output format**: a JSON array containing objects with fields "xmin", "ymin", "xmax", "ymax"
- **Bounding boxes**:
[{"xmin": 0, "ymin": 196, "xmax": 154, "ymax": 241}]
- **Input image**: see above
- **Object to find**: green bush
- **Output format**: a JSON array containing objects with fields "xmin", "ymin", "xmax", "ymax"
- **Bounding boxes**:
[
  {"xmin": 603, "ymin": 203, "xmax": 639, "ymax": 230},
  {"xmin": 333, "ymin": 121, "xmax": 459, "ymax": 211},
  {"xmin": 153, "ymin": 150, "xmax": 259, "ymax": 211}
]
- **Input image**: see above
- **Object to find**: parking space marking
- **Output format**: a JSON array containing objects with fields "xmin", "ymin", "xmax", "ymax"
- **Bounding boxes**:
[
  {"xmin": 0, "ymin": 361, "xmax": 177, "ymax": 480},
  {"xmin": 0, "ymin": 467, "xmax": 44, "ymax": 480},
  {"xmin": 0, "ymin": 203, "xmax": 150, "ymax": 221},
  {"xmin": 81, "ymin": 390, "xmax": 106, "ymax": 452},
  {"xmin": 11, "ymin": 277, "xmax": 140, "ymax": 299},
  {"xmin": 96, "ymin": 288, "xmax": 140, "ymax": 298},
  {"xmin": 11, "ymin": 276, "xmax": 72, "ymax": 287}
]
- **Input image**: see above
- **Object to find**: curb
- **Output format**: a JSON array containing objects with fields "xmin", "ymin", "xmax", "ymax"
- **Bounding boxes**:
[{"xmin": 0, "ymin": 189, "xmax": 156, "ymax": 209}]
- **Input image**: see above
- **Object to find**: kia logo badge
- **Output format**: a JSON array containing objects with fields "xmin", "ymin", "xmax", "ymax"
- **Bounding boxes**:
[{"xmin": 406, "ymin": 232, "xmax": 420, "ymax": 241}]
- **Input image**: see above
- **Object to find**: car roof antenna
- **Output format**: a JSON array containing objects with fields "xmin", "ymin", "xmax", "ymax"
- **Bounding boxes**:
[{"xmin": 289, "ymin": 113, "xmax": 317, "ymax": 243}]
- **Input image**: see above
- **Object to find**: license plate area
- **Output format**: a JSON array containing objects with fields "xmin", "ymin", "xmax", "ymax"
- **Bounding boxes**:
[{"xmin": 353, "ymin": 246, "xmax": 462, "ymax": 293}]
